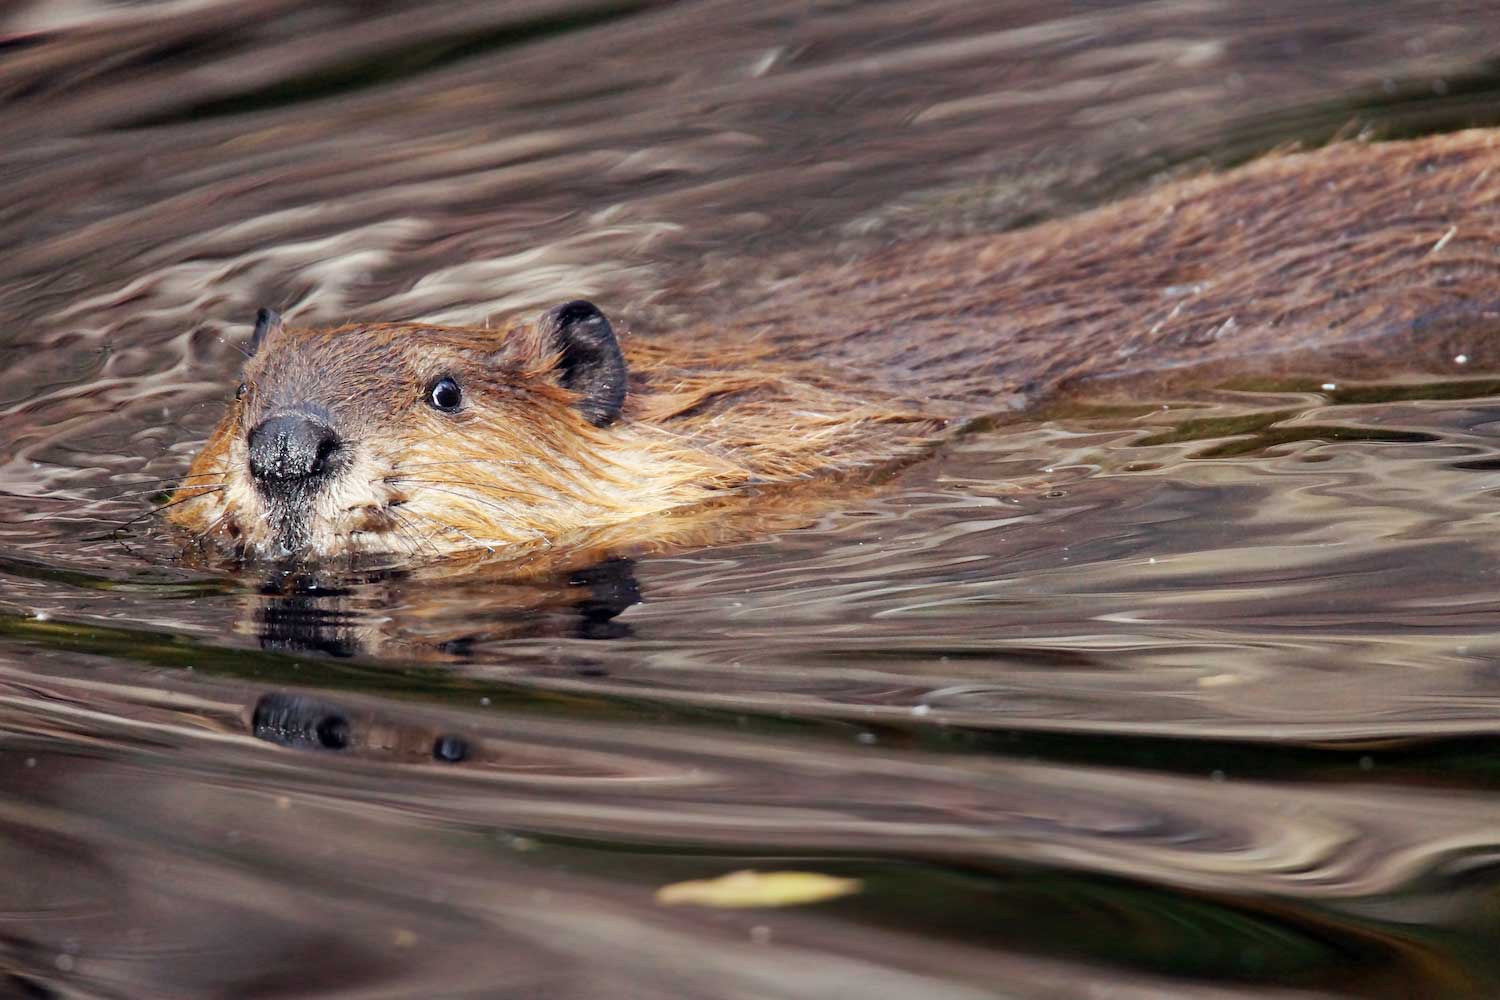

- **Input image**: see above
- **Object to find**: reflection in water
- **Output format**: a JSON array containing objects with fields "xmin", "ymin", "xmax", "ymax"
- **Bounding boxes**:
[
  {"xmin": 252, "ymin": 693, "xmax": 353, "ymax": 751},
  {"xmin": 249, "ymin": 556, "xmax": 641, "ymax": 656},
  {"xmin": 252, "ymin": 691, "xmax": 471, "ymax": 764},
  {"xmin": 7, "ymin": 1, "xmax": 1500, "ymax": 997}
]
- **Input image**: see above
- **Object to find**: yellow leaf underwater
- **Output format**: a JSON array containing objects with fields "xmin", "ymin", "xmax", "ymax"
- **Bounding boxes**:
[{"xmin": 655, "ymin": 870, "xmax": 862, "ymax": 908}]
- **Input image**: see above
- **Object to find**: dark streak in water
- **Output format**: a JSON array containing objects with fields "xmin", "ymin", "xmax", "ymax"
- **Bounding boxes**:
[{"xmin": 118, "ymin": 2, "xmax": 657, "ymax": 129}]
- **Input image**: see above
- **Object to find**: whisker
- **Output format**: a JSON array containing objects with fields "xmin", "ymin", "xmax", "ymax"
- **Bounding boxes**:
[
  {"xmin": 94, "ymin": 484, "xmax": 229, "ymax": 503},
  {"xmin": 394, "ymin": 483, "xmax": 551, "ymax": 544},
  {"xmin": 113, "ymin": 487, "xmax": 223, "ymax": 535},
  {"xmin": 98, "ymin": 469, "xmax": 229, "ymax": 486},
  {"xmin": 388, "ymin": 507, "xmax": 443, "ymax": 557},
  {"xmin": 190, "ymin": 509, "xmax": 233, "ymax": 547},
  {"xmin": 383, "ymin": 511, "xmax": 427, "ymax": 560},
  {"xmin": 401, "ymin": 507, "xmax": 494, "ymax": 552},
  {"xmin": 87, "ymin": 469, "xmax": 230, "ymax": 501},
  {"xmin": 390, "ymin": 459, "xmax": 522, "ymax": 470},
  {"xmin": 392, "ymin": 483, "xmax": 521, "ymax": 519},
  {"xmin": 216, "ymin": 333, "xmax": 252, "ymax": 360},
  {"xmin": 386, "ymin": 477, "xmax": 549, "ymax": 504},
  {"xmin": 7, "ymin": 494, "xmax": 90, "ymax": 504}
]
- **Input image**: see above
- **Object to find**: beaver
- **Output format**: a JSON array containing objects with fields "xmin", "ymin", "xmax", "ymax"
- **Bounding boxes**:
[{"xmin": 170, "ymin": 128, "xmax": 1500, "ymax": 562}]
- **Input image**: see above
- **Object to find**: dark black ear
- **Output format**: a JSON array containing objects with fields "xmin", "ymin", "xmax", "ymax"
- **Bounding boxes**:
[
  {"xmin": 540, "ymin": 300, "xmax": 627, "ymax": 426},
  {"xmin": 247, "ymin": 307, "xmax": 282, "ymax": 358}
]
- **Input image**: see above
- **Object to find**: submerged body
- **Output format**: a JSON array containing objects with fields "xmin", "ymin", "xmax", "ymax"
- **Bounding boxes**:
[{"xmin": 171, "ymin": 129, "xmax": 1500, "ymax": 561}]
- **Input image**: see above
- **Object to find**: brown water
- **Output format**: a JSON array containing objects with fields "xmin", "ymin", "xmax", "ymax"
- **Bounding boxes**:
[{"xmin": 7, "ymin": 1, "xmax": 1500, "ymax": 996}]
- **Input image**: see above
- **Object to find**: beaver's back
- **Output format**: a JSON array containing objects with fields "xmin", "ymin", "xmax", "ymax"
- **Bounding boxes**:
[{"xmin": 697, "ymin": 128, "xmax": 1500, "ymax": 414}]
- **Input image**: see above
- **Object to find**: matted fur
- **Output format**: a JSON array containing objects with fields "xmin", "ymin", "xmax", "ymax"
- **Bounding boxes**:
[{"xmin": 173, "ymin": 128, "xmax": 1500, "ymax": 561}]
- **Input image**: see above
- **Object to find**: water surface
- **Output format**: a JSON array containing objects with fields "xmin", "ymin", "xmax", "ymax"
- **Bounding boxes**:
[{"xmin": 6, "ymin": 2, "xmax": 1500, "ymax": 996}]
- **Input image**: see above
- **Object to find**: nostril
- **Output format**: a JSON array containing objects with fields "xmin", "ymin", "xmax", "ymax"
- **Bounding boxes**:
[{"xmin": 311, "ymin": 433, "xmax": 339, "ymax": 476}]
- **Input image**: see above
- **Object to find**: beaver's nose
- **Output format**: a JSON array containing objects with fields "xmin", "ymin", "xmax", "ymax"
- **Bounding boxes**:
[{"xmin": 247, "ymin": 413, "xmax": 342, "ymax": 489}]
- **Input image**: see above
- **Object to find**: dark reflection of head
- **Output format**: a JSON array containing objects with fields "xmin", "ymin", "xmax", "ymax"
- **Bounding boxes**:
[
  {"xmin": 255, "ymin": 572, "xmax": 365, "ymax": 657},
  {"xmin": 569, "ymin": 557, "xmax": 642, "ymax": 641},
  {"xmin": 251, "ymin": 692, "xmax": 471, "ymax": 763},
  {"xmin": 251, "ymin": 693, "xmax": 351, "ymax": 751},
  {"xmin": 248, "ymin": 556, "xmax": 643, "ymax": 658}
]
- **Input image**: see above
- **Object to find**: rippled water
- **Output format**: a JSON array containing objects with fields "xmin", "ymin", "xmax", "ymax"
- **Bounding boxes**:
[{"xmin": 7, "ymin": 1, "xmax": 1500, "ymax": 996}]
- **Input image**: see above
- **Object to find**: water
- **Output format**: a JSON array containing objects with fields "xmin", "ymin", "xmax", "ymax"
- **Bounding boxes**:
[{"xmin": 6, "ymin": 1, "xmax": 1500, "ymax": 995}]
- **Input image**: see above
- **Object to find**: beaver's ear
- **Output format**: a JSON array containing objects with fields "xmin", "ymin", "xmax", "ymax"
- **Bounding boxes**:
[
  {"xmin": 535, "ymin": 300, "xmax": 628, "ymax": 426},
  {"xmin": 247, "ymin": 307, "xmax": 282, "ymax": 358}
]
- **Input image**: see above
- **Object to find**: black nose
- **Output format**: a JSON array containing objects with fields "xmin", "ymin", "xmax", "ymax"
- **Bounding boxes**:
[{"xmin": 247, "ymin": 413, "xmax": 342, "ymax": 489}]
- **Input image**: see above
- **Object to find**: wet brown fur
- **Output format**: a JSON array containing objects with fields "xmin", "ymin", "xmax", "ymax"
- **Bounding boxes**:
[
  {"xmin": 170, "ymin": 313, "xmax": 936, "ymax": 559},
  {"xmin": 172, "ymin": 128, "xmax": 1500, "ymax": 561},
  {"xmin": 713, "ymin": 128, "xmax": 1500, "ymax": 413}
]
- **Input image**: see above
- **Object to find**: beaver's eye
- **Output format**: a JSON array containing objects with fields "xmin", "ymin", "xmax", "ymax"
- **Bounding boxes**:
[
  {"xmin": 235, "ymin": 383, "xmax": 248, "ymax": 400},
  {"xmin": 428, "ymin": 376, "xmax": 463, "ymax": 412}
]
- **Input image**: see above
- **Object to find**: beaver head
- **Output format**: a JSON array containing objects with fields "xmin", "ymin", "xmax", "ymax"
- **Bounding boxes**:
[{"xmin": 169, "ymin": 301, "xmax": 738, "ymax": 562}]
